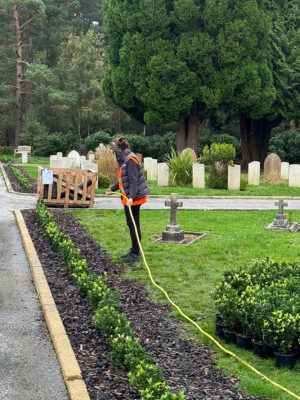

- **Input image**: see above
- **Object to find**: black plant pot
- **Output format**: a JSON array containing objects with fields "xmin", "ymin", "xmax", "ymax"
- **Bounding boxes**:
[
  {"xmin": 223, "ymin": 329, "xmax": 236, "ymax": 344},
  {"xmin": 215, "ymin": 322, "xmax": 225, "ymax": 339},
  {"xmin": 275, "ymin": 352, "xmax": 298, "ymax": 370},
  {"xmin": 236, "ymin": 333, "xmax": 253, "ymax": 350},
  {"xmin": 252, "ymin": 340, "xmax": 265, "ymax": 358},
  {"xmin": 263, "ymin": 341, "xmax": 274, "ymax": 358},
  {"xmin": 216, "ymin": 314, "xmax": 223, "ymax": 324}
]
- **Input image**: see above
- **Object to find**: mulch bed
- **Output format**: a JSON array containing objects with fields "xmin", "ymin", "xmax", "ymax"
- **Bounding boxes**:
[
  {"xmin": 1, "ymin": 160, "xmax": 37, "ymax": 193},
  {"xmin": 23, "ymin": 209, "xmax": 265, "ymax": 400}
]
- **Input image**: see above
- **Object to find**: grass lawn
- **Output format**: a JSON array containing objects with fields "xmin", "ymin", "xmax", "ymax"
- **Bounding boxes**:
[
  {"xmin": 95, "ymin": 179, "xmax": 300, "ymax": 197},
  {"xmin": 72, "ymin": 208, "xmax": 300, "ymax": 400}
]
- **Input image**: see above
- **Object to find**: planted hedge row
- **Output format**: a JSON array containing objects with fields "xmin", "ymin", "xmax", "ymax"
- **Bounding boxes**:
[
  {"xmin": 214, "ymin": 258, "xmax": 300, "ymax": 356},
  {"xmin": 7, "ymin": 161, "xmax": 33, "ymax": 192},
  {"xmin": 35, "ymin": 201, "xmax": 185, "ymax": 400}
]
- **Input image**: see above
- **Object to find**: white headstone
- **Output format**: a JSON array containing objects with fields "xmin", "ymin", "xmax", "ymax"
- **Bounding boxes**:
[
  {"xmin": 51, "ymin": 159, "xmax": 66, "ymax": 169},
  {"xmin": 157, "ymin": 163, "xmax": 169, "ymax": 186},
  {"xmin": 81, "ymin": 161, "xmax": 98, "ymax": 188},
  {"xmin": 281, "ymin": 162, "xmax": 289, "ymax": 180},
  {"xmin": 50, "ymin": 155, "xmax": 57, "ymax": 166},
  {"xmin": 147, "ymin": 159, "xmax": 158, "ymax": 180},
  {"xmin": 289, "ymin": 165, "xmax": 300, "ymax": 187},
  {"xmin": 248, "ymin": 161, "xmax": 260, "ymax": 185},
  {"xmin": 67, "ymin": 150, "xmax": 81, "ymax": 168},
  {"xmin": 21, "ymin": 151, "xmax": 28, "ymax": 164},
  {"xmin": 88, "ymin": 153, "xmax": 95, "ymax": 163},
  {"xmin": 192, "ymin": 163, "xmax": 205, "ymax": 189},
  {"xmin": 228, "ymin": 165, "xmax": 241, "ymax": 190},
  {"xmin": 143, "ymin": 157, "xmax": 153, "ymax": 172},
  {"xmin": 80, "ymin": 155, "xmax": 87, "ymax": 164},
  {"xmin": 56, "ymin": 152, "xmax": 63, "ymax": 159}
]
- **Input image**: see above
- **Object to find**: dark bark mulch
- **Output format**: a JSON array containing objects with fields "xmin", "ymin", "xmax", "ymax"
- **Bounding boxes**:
[
  {"xmin": 1, "ymin": 160, "xmax": 37, "ymax": 193},
  {"xmin": 23, "ymin": 209, "xmax": 265, "ymax": 400}
]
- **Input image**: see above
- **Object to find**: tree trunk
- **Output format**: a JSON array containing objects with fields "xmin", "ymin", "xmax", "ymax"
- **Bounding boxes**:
[
  {"xmin": 176, "ymin": 112, "xmax": 200, "ymax": 155},
  {"xmin": 25, "ymin": 28, "xmax": 32, "ymax": 113},
  {"xmin": 240, "ymin": 112, "xmax": 283, "ymax": 170},
  {"xmin": 13, "ymin": 5, "xmax": 22, "ymax": 147}
]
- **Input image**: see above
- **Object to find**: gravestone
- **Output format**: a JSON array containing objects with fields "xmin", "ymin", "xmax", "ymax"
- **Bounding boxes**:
[
  {"xmin": 228, "ymin": 165, "xmax": 240, "ymax": 190},
  {"xmin": 264, "ymin": 153, "xmax": 281, "ymax": 180},
  {"xmin": 289, "ymin": 165, "xmax": 300, "ymax": 187},
  {"xmin": 162, "ymin": 193, "xmax": 185, "ymax": 243},
  {"xmin": 248, "ymin": 161, "xmax": 260, "ymax": 185},
  {"xmin": 136, "ymin": 153, "xmax": 143, "ymax": 164},
  {"xmin": 67, "ymin": 150, "xmax": 81, "ymax": 168},
  {"xmin": 281, "ymin": 162, "xmax": 289, "ymax": 180},
  {"xmin": 80, "ymin": 155, "xmax": 87, "ymax": 164},
  {"xmin": 88, "ymin": 152, "xmax": 95, "ymax": 163},
  {"xmin": 21, "ymin": 151, "xmax": 28, "ymax": 164},
  {"xmin": 265, "ymin": 199, "xmax": 299, "ymax": 232},
  {"xmin": 192, "ymin": 163, "xmax": 205, "ymax": 189},
  {"xmin": 182, "ymin": 147, "xmax": 197, "ymax": 162},
  {"xmin": 147, "ymin": 159, "xmax": 158, "ymax": 180},
  {"xmin": 157, "ymin": 163, "xmax": 169, "ymax": 186},
  {"xmin": 57, "ymin": 152, "xmax": 63, "ymax": 159},
  {"xmin": 143, "ymin": 157, "xmax": 153, "ymax": 173}
]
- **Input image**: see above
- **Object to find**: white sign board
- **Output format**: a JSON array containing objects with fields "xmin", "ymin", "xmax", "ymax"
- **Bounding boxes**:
[{"xmin": 42, "ymin": 169, "xmax": 53, "ymax": 185}]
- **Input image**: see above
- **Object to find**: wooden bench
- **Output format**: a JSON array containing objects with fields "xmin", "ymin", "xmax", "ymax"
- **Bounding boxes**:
[
  {"xmin": 38, "ymin": 167, "xmax": 97, "ymax": 208},
  {"xmin": 14, "ymin": 146, "xmax": 31, "ymax": 156}
]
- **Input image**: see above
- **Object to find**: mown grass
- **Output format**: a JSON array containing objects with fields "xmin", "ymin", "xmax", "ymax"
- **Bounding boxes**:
[
  {"xmin": 95, "ymin": 179, "xmax": 300, "ymax": 197},
  {"xmin": 72, "ymin": 208, "xmax": 300, "ymax": 400}
]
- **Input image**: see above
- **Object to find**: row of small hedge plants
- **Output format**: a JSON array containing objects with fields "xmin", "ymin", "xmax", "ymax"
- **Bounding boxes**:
[
  {"xmin": 214, "ymin": 258, "xmax": 300, "ymax": 369},
  {"xmin": 35, "ymin": 201, "xmax": 185, "ymax": 399},
  {"xmin": 7, "ymin": 161, "xmax": 33, "ymax": 192}
]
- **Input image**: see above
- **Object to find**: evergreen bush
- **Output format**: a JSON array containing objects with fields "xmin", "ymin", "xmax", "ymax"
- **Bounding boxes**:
[
  {"xmin": 269, "ymin": 129, "xmax": 300, "ymax": 163},
  {"xmin": 200, "ymin": 143, "xmax": 236, "ymax": 189},
  {"xmin": 84, "ymin": 132, "xmax": 112, "ymax": 151},
  {"xmin": 98, "ymin": 174, "xmax": 111, "ymax": 188}
]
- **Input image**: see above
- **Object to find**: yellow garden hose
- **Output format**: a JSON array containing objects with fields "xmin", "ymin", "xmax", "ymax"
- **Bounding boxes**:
[{"xmin": 111, "ymin": 193, "xmax": 300, "ymax": 399}]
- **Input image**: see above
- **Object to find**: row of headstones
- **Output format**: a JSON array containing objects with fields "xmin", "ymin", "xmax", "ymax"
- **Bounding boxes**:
[{"xmin": 144, "ymin": 155, "xmax": 300, "ymax": 189}]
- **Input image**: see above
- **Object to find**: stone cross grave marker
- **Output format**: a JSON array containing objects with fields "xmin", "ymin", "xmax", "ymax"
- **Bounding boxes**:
[
  {"xmin": 265, "ymin": 199, "xmax": 299, "ymax": 232},
  {"xmin": 165, "ymin": 193, "xmax": 183, "ymax": 226},
  {"xmin": 275, "ymin": 199, "xmax": 287, "ymax": 216},
  {"xmin": 162, "ymin": 193, "xmax": 185, "ymax": 242}
]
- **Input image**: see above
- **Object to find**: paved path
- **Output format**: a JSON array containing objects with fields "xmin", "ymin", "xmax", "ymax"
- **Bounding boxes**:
[{"xmin": 0, "ymin": 176, "xmax": 69, "ymax": 400}]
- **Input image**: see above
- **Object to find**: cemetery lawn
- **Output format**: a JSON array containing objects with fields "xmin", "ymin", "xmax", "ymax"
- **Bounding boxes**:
[
  {"xmin": 95, "ymin": 180, "xmax": 300, "ymax": 197},
  {"xmin": 72, "ymin": 209, "xmax": 300, "ymax": 400}
]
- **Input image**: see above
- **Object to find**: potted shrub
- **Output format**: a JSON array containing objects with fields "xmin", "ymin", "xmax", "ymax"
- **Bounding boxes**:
[{"xmin": 263, "ymin": 310, "xmax": 299, "ymax": 369}]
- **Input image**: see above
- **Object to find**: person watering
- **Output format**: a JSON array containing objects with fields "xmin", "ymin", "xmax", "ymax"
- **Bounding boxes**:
[{"xmin": 106, "ymin": 137, "xmax": 150, "ymax": 263}]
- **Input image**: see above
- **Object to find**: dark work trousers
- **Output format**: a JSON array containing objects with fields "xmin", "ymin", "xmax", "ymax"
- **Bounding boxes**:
[{"xmin": 124, "ymin": 204, "xmax": 141, "ymax": 255}]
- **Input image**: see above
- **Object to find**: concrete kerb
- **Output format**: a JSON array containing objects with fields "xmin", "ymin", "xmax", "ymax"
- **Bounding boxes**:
[{"xmin": 14, "ymin": 209, "xmax": 90, "ymax": 400}]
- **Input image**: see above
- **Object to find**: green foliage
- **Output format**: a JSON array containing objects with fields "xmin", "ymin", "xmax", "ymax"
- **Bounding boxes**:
[
  {"xmin": 85, "ymin": 132, "xmax": 112, "ymax": 151},
  {"xmin": 35, "ymin": 200, "xmax": 183, "ymax": 399},
  {"xmin": 201, "ymin": 143, "xmax": 236, "ymax": 189},
  {"xmin": 198, "ymin": 130, "xmax": 241, "ymax": 158},
  {"xmin": 269, "ymin": 130, "xmax": 300, "ymax": 163},
  {"xmin": 166, "ymin": 148, "xmax": 193, "ymax": 186},
  {"xmin": 7, "ymin": 161, "xmax": 33, "ymax": 191},
  {"xmin": 0, "ymin": 146, "xmax": 13, "ymax": 155},
  {"xmin": 214, "ymin": 259, "xmax": 300, "ymax": 348},
  {"xmin": 240, "ymin": 176, "xmax": 248, "ymax": 191},
  {"xmin": 128, "ymin": 360, "xmax": 163, "ymax": 389},
  {"xmin": 21, "ymin": 112, "xmax": 49, "ymax": 155},
  {"xmin": 98, "ymin": 174, "xmax": 111, "ymax": 189}
]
